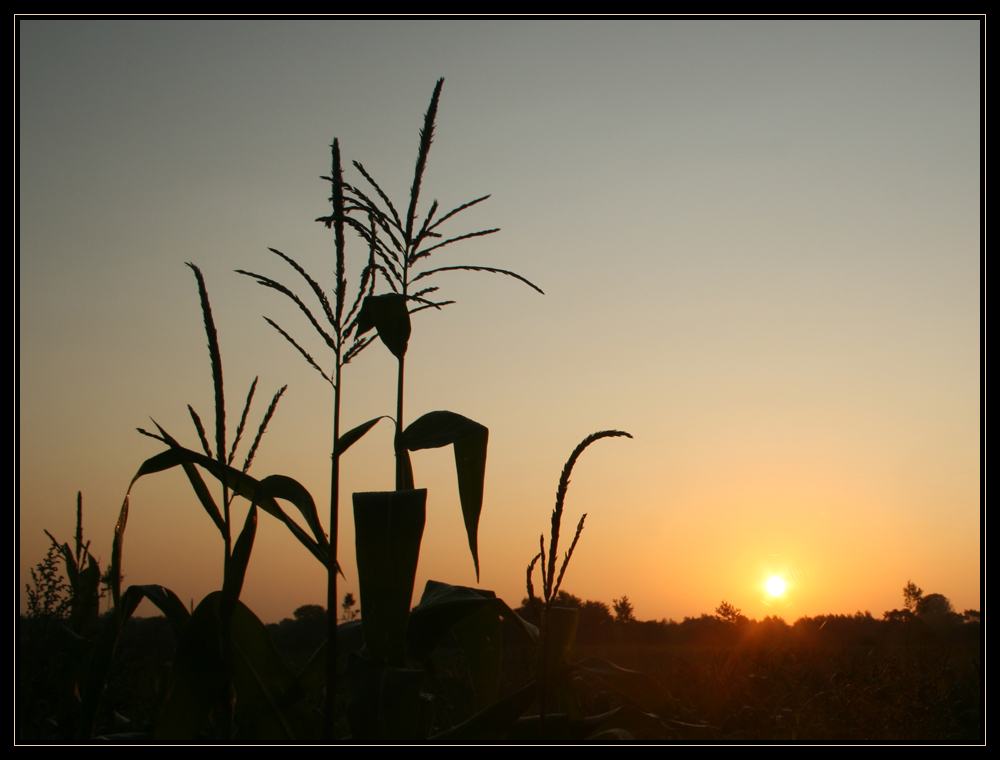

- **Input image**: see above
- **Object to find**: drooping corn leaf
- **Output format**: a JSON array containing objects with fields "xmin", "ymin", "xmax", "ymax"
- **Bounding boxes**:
[
  {"xmin": 356, "ymin": 293, "xmax": 411, "ymax": 360},
  {"xmin": 127, "ymin": 445, "xmax": 328, "ymax": 567},
  {"xmin": 407, "ymin": 580, "xmax": 536, "ymax": 660},
  {"xmin": 145, "ymin": 424, "xmax": 226, "ymax": 536},
  {"xmin": 402, "ymin": 411, "xmax": 488, "ymax": 579},
  {"xmin": 255, "ymin": 474, "xmax": 327, "ymax": 553},
  {"xmin": 127, "ymin": 584, "xmax": 191, "ymax": 632},
  {"xmin": 75, "ymin": 582, "xmax": 191, "ymax": 740}
]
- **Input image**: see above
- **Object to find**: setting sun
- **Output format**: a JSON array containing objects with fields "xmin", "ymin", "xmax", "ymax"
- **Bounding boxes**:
[{"xmin": 766, "ymin": 576, "xmax": 787, "ymax": 597}]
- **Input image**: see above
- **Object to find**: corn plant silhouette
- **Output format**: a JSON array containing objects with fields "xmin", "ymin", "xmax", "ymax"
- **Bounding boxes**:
[
  {"xmin": 338, "ymin": 77, "xmax": 544, "ymax": 491},
  {"xmin": 527, "ymin": 429, "xmax": 632, "ymax": 735},
  {"xmin": 237, "ymin": 139, "xmax": 382, "ymax": 738},
  {"xmin": 42, "ymin": 265, "xmax": 325, "ymax": 741},
  {"xmin": 239, "ymin": 78, "xmax": 542, "ymax": 739},
  {"xmin": 138, "ymin": 264, "xmax": 290, "ymax": 575}
]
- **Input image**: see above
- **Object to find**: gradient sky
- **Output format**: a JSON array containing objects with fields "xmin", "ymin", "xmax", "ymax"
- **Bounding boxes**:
[{"xmin": 19, "ymin": 19, "xmax": 981, "ymax": 625}]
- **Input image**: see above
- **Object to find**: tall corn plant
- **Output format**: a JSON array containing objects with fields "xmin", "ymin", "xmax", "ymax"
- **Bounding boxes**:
[
  {"xmin": 237, "ymin": 140, "xmax": 384, "ymax": 739},
  {"xmin": 239, "ymin": 79, "xmax": 542, "ymax": 738},
  {"xmin": 127, "ymin": 263, "xmax": 325, "ymax": 738},
  {"xmin": 341, "ymin": 77, "xmax": 543, "ymax": 493},
  {"xmin": 51, "ymin": 265, "xmax": 324, "ymax": 740},
  {"xmin": 138, "ymin": 264, "xmax": 288, "ymax": 572},
  {"xmin": 526, "ymin": 430, "xmax": 632, "ymax": 731}
]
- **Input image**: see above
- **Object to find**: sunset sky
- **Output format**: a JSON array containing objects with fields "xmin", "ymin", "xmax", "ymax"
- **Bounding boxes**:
[{"xmin": 19, "ymin": 19, "xmax": 981, "ymax": 625}]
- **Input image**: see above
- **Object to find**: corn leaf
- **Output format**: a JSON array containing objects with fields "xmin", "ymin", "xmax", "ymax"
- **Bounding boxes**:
[
  {"xmin": 335, "ymin": 416, "xmax": 391, "ymax": 457},
  {"xmin": 222, "ymin": 504, "xmax": 257, "ymax": 623},
  {"xmin": 407, "ymin": 580, "xmax": 537, "ymax": 661},
  {"xmin": 156, "ymin": 593, "xmax": 229, "ymax": 739},
  {"xmin": 229, "ymin": 599, "xmax": 318, "ymax": 740},
  {"xmin": 127, "ymin": 446, "xmax": 328, "ymax": 567},
  {"xmin": 355, "ymin": 293, "xmax": 411, "ymax": 360},
  {"xmin": 352, "ymin": 489, "xmax": 426, "ymax": 667},
  {"xmin": 402, "ymin": 411, "xmax": 488, "ymax": 579}
]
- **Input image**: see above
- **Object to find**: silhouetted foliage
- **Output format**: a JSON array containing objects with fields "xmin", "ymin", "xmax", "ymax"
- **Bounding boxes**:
[
  {"xmin": 267, "ymin": 605, "xmax": 328, "ymax": 655},
  {"xmin": 341, "ymin": 592, "xmax": 359, "ymax": 622},
  {"xmin": 294, "ymin": 604, "xmax": 326, "ymax": 625},
  {"xmin": 883, "ymin": 608, "xmax": 916, "ymax": 623},
  {"xmin": 962, "ymin": 609, "xmax": 981, "ymax": 624},
  {"xmin": 25, "ymin": 541, "xmax": 72, "ymax": 621},
  {"xmin": 715, "ymin": 600, "xmax": 748, "ymax": 626},
  {"xmin": 903, "ymin": 580, "xmax": 923, "ymax": 611},
  {"xmin": 613, "ymin": 596, "xmax": 635, "ymax": 624},
  {"xmin": 915, "ymin": 593, "xmax": 959, "ymax": 624}
]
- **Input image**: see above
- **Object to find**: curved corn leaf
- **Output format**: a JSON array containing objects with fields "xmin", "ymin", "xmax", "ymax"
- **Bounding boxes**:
[
  {"xmin": 407, "ymin": 580, "xmax": 537, "ymax": 660},
  {"xmin": 402, "ymin": 411, "xmax": 488, "ymax": 579},
  {"xmin": 143, "ymin": 422, "xmax": 226, "ymax": 535},
  {"xmin": 401, "ymin": 409, "xmax": 485, "ymax": 451},
  {"xmin": 127, "ymin": 444, "xmax": 328, "ymax": 567},
  {"xmin": 75, "ymin": 582, "xmax": 191, "ymax": 739},
  {"xmin": 255, "ymin": 474, "xmax": 327, "ymax": 552},
  {"xmin": 127, "ymin": 584, "xmax": 191, "ymax": 632},
  {"xmin": 356, "ymin": 293, "xmax": 410, "ymax": 360}
]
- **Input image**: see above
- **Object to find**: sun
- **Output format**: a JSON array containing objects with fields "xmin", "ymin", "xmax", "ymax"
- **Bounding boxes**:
[{"xmin": 766, "ymin": 576, "xmax": 786, "ymax": 596}]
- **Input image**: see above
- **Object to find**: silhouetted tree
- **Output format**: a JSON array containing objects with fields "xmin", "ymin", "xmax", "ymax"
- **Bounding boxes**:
[
  {"xmin": 883, "ymin": 608, "xmax": 915, "ymax": 623},
  {"xmin": 580, "ymin": 599, "xmax": 613, "ymax": 629},
  {"xmin": 294, "ymin": 604, "xmax": 326, "ymax": 626},
  {"xmin": 613, "ymin": 596, "xmax": 635, "ymax": 624},
  {"xmin": 962, "ymin": 609, "xmax": 981, "ymax": 624},
  {"xmin": 341, "ymin": 593, "xmax": 358, "ymax": 622},
  {"xmin": 903, "ymin": 580, "xmax": 923, "ymax": 611},
  {"xmin": 915, "ymin": 593, "xmax": 956, "ymax": 623},
  {"xmin": 553, "ymin": 590, "xmax": 583, "ymax": 608},
  {"xmin": 715, "ymin": 600, "xmax": 742, "ymax": 625}
]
